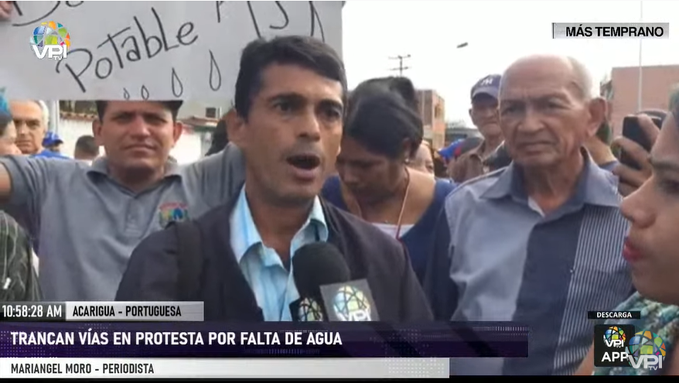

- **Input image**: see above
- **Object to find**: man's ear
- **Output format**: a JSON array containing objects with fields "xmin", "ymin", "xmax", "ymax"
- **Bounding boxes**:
[
  {"xmin": 227, "ymin": 109, "xmax": 247, "ymax": 149},
  {"xmin": 92, "ymin": 119, "xmax": 104, "ymax": 146},
  {"xmin": 171, "ymin": 122, "xmax": 184, "ymax": 148},
  {"xmin": 586, "ymin": 97, "xmax": 607, "ymax": 138}
]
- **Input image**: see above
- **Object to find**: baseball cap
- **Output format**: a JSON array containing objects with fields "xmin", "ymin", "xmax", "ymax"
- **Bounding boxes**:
[
  {"xmin": 0, "ymin": 89, "xmax": 11, "ymax": 130},
  {"xmin": 454, "ymin": 136, "xmax": 483, "ymax": 158},
  {"xmin": 471, "ymin": 74, "xmax": 501, "ymax": 101},
  {"xmin": 438, "ymin": 136, "xmax": 483, "ymax": 161},
  {"xmin": 0, "ymin": 88, "xmax": 9, "ymax": 116},
  {"xmin": 43, "ymin": 131, "xmax": 63, "ymax": 147},
  {"xmin": 437, "ymin": 139, "xmax": 464, "ymax": 161}
]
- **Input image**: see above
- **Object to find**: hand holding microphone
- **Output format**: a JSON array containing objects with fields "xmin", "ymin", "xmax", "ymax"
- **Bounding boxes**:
[{"xmin": 289, "ymin": 242, "xmax": 379, "ymax": 322}]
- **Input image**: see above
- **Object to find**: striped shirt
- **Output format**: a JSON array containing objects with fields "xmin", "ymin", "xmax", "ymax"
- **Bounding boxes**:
[
  {"xmin": 229, "ymin": 186, "xmax": 328, "ymax": 321},
  {"xmin": 0, "ymin": 211, "xmax": 41, "ymax": 301},
  {"xmin": 436, "ymin": 154, "xmax": 633, "ymax": 375}
]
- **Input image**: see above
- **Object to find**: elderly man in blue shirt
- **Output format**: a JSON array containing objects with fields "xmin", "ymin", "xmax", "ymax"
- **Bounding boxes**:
[
  {"xmin": 425, "ymin": 55, "xmax": 633, "ymax": 375},
  {"xmin": 9, "ymin": 100, "xmax": 69, "ymax": 159}
]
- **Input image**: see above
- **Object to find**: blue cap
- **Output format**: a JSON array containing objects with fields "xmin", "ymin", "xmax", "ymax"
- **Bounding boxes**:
[
  {"xmin": 471, "ymin": 74, "xmax": 501, "ymax": 101},
  {"xmin": 43, "ymin": 131, "xmax": 63, "ymax": 147},
  {"xmin": 438, "ymin": 136, "xmax": 484, "ymax": 161},
  {"xmin": 0, "ymin": 88, "xmax": 9, "ymax": 116},
  {"xmin": 438, "ymin": 139, "xmax": 465, "ymax": 161}
]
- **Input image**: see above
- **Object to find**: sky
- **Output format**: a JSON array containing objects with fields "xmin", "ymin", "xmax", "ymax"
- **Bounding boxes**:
[{"xmin": 342, "ymin": 0, "xmax": 679, "ymax": 126}]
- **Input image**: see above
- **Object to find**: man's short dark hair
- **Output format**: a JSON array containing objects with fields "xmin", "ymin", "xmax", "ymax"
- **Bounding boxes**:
[
  {"xmin": 95, "ymin": 101, "xmax": 183, "ymax": 122},
  {"xmin": 74, "ymin": 135, "xmax": 99, "ymax": 156},
  {"xmin": 234, "ymin": 36, "xmax": 347, "ymax": 120},
  {"xmin": 344, "ymin": 76, "xmax": 423, "ymax": 159},
  {"xmin": 205, "ymin": 120, "xmax": 229, "ymax": 157}
]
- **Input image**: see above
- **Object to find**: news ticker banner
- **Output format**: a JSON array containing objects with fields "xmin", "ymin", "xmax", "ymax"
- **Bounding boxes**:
[
  {"xmin": 0, "ymin": 322, "xmax": 528, "ymax": 359},
  {"xmin": 1, "ymin": 358, "xmax": 448, "ymax": 379},
  {"xmin": 552, "ymin": 23, "xmax": 670, "ymax": 39},
  {"xmin": 593, "ymin": 324, "xmax": 667, "ymax": 373},
  {"xmin": 0, "ymin": 302, "xmax": 203, "ymax": 322}
]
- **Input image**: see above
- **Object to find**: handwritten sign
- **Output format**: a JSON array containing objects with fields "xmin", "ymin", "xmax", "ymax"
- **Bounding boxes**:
[{"xmin": 0, "ymin": 1, "xmax": 343, "ymax": 101}]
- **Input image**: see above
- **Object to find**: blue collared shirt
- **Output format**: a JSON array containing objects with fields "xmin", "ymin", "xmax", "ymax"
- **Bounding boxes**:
[
  {"xmin": 439, "ymin": 154, "xmax": 632, "ymax": 375},
  {"xmin": 229, "ymin": 186, "xmax": 329, "ymax": 321}
]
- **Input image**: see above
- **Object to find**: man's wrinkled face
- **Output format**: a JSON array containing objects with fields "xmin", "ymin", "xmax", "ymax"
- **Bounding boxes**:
[
  {"xmin": 499, "ymin": 58, "xmax": 604, "ymax": 169},
  {"xmin": 10, "ymin": 100, "xmax": 45, "ymax": 155},
  {"xmin": 470, "ymin": 94, "xmax": 500, "ymax": 138}
]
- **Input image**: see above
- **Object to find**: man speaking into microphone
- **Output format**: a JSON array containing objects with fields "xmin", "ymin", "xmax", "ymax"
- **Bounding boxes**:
[{"xmin": 116, "ymin": 36, "xmax": 432, "ymax": 322}]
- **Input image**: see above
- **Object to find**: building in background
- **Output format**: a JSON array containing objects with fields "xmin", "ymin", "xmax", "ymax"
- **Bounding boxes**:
[
  {"xmin": 606, "ymin": 64, "xmax": 679, "ymax": 135},
  {"xmin": 416, "ymin": 90, "xmax": 446, "ymax": 149},
  {"xmin": 445, "ymin": 120, "xmax": 480, "ymax": 144},
  {"xmin": 179, "ymin": 101, "xmax": 231, "ymax": 121}
]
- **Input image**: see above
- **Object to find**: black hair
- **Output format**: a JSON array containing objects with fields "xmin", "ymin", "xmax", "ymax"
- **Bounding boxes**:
[
  {"xmin": 74, "ymin": 135, "xmax": 99, "ymax": 156},
  {"xmin": 344, "ymin": 77, "xmax": 423, "ymax": 160},
  {"xmin": 0, "ymin": 114, "xmax": 10, "ymax": 137},
  {"xmin": 234, "ymin": 35, "xmax": 347, "ymax": 119},
  {"xmin": 205, "ymin": 120, "xmax": 229, "ymax": 157},
  {"xmin": 94, "ymin": 100, "xmax": 183, "ymax": 122}
]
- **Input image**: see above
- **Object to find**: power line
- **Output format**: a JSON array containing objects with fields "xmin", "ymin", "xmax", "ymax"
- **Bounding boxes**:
[{"xmin": 389, "ymin": 54, "xmax": 411, "ymax": 76}]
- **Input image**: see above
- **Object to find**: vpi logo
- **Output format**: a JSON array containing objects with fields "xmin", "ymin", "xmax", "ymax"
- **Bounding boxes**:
[
  {"xmin": 30, "ymin": 21, "xmax": 70, "ymax": 61},
  {"xmin": 297, "ymin": 298, "xmax": 324, "ymax": 322},
  {"xmin": 332, "ymin": 285, "xmax": 371, "ymax": 321},
  {"xmin": 604, "ymin": 326, "xmax": 626, "ymax": 348},
  {"xmin": 595, "ymin": 325, "xmax": 666, "ymax": 371},
  {"xmin": 594, "ymin": 324, "xmax": 635, "ymax": 368},
  {"xmin": 626, "ymin": 330, "xmax": 667, "ymax": 371}
]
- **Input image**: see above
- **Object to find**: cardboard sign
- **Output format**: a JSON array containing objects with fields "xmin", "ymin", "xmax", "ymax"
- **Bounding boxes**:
[{"xmin": 0, "ymin": 1, "xmax": 343, "ymax": 101}]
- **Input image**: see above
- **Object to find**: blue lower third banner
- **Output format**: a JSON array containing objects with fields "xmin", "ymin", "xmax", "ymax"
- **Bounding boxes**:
[{"xmin": 0, "ymin": 322, "xmax": 528, "ymax": 358}]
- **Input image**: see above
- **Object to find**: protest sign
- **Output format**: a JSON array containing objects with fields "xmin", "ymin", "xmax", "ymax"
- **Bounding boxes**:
[{"xmin": 0, "ymin": 1, "xmax": 343, "ymax": 101}]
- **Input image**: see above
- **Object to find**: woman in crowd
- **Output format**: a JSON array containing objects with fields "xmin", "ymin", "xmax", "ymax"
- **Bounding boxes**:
[
  {"xmin": 322, "ymin": 76, "xmax": 455, "ymax": 283},
  {"xmin": 575, "ymin": 91, "xmax": 679, "ymax": 376},
  {"xmin": 409, "ymin": 141, "xmax": 435, "ymax": 176}
]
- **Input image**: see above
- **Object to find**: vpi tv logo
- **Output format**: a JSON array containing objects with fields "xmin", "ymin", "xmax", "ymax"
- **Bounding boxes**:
[
  {"xmin": 332, "ymin": 285, "xmax": 372, "ymax": 321},
  {"xmin": 594, "ymin": 325, "xmax": 667, "ymax": 371},
  {"xmin": 627, "ymin": 330, "xmax": 667, "ymax": 370},
  {"xmin": 30, "ymin": 21, "xmax": 71, "ymax": 61}
]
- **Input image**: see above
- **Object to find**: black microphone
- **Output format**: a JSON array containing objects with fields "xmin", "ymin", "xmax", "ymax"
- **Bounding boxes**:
[{"xmin": 290, "ymin": 242, "xmax": 379, "ymax": 322}]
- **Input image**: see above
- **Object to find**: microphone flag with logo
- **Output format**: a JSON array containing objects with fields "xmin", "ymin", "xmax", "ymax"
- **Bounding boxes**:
[
  {"xmin": 289, "ymin": 242, "xmax": 351, "ymax": 322},
  {"xmin": 320, "ymin": 279, "xmax": 379, "ymax": 321}
]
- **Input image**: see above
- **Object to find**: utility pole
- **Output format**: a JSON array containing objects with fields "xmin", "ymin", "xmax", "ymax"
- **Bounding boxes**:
[{"xmin": 389, "ymin": 54, "xmax": 411, "ymax": 76}]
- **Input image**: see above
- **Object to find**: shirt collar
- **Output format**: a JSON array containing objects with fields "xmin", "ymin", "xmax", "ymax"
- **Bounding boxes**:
[
  {"xmin": 482, "ymin": 148, "xmax": 620, "ymax": 208},
  {"xmin": 229, "ymin": 185, "xmax": 329, "ymax": 264},
  {"xmin": 87, "ymin": 156, "xmax": 182, "ymax": 178}
]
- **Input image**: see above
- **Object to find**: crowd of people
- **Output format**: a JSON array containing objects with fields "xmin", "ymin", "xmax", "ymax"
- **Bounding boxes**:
[{"xmin": 2, "ymin": 3, "xmax": 679, "ymax": 376}]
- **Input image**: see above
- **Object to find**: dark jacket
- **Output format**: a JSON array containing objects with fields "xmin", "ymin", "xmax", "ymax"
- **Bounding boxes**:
[{"xmin": 116, "ymin": 194, "xmax": 433, "ymax": 322}]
